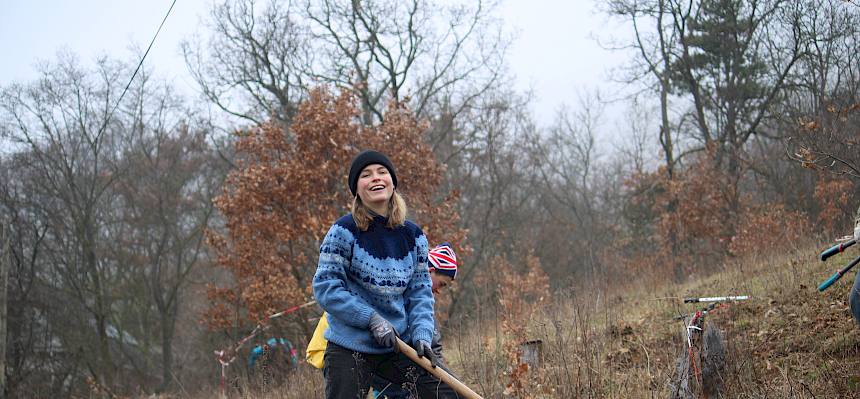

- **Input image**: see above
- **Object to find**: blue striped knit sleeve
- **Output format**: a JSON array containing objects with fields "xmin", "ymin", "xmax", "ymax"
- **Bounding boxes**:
[
  {"xmin": 313, "ymin": 223, "xmax": 375, "ymax": 329},
  {"xmin": 403, "ymin": 230, "xmax": 435, "ymax": 344}
]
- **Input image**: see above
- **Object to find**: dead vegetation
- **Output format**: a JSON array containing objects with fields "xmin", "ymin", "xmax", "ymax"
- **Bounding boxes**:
[
  {"xmin": 171, "ymin": 244, "xmax": 860, "ymax": 399},
  {"xmin": 446, "ymin": 244, "xmax": 860, "ymax": 398}
]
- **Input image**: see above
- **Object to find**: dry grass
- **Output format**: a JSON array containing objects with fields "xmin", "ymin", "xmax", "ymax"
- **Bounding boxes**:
[
  {"xmin": 450, "ymin": 244, "xmax": 860, "ymax": 398},
  {"xmin": 167, "ymin": 243, "xmax": 860, "ymax": 398}
]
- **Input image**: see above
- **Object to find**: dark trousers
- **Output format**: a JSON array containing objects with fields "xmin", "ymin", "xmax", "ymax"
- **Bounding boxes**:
[
  {"xmin": 371, "ymin": 363, "xmax": 457, "ymax": 398},
  {"xmin": 371, "ymin": 373, "xmax": 410, "ymax": 399},
  {"xmin": 851, "ymin": 270, "xmax": 860, "ymax": 328},
  {"xmin": 323, "ymin": 342, "xmax": 461, "ymax": 399}
]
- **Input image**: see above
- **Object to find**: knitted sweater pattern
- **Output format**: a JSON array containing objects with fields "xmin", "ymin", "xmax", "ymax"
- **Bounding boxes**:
[{"xmin": 313, "ymin": 214, "xmax": 434, "ymax": 354}]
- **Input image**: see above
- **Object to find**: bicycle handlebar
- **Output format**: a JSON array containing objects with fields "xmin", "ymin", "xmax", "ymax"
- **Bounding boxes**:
[
  {"xmin": 673, "ymin": 296, "xmax": 749, "ymax": 320},
  {"xmin": 820, "ymin": 239, "xmax": 856, "ymax": 262},
  {"xmin": 683, "ymin": 295, "xmax": 749, "ymax": 303}
]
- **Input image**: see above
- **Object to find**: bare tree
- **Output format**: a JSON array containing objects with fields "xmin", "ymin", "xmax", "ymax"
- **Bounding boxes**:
[
  {"xmin": 305, "ymin": 0, "xmax": 507, "ymax": 124},
  {"xmin": 183, "ymin": 0, "xmax": 508, "ymax": 127},
  {"xmin": 0, "ymin": 54, "xmax": 133, "ymax": 389},
  {"xmin": 527, "ymin": 94, "xmax": 622, "ymax": 283},
  {"xmin": 439, "ymin": 90, "xmax": 542, "ymax": 318},
  {"xmin": 614, "ymin": 97, "xmax": 660, "ymax": 175},
  {"xmin": 607, "ymin": 0, "xmax": 683, "ymax": 177},
  {"xmin": 182, "ymin": 0, "xmax": 312, "ymax": 126},
  {"xmin": 609, "ymin": 0, "xmax": 809, "ymax": 172},
  {"xmin": 0, "ymin": 154, "xmax": 68, "ymax": 398},
  {"xmin": 677, "ymin": 0, "xmax": 808, "ymax": 179},
  {"xmin": 0, "ymin": 225, "xmax": 7, "ymax": 399},
  {"xmin": 787, "ymin": 106, "xmax": 860, "ymax": 180},
  {"xmin": 776, "ymin": 1, "xmax": 860, "ymax": 214},
  {"xmin": 789, "ymin": 1, "xmax": 860, "ymax": 107},
  {"xmin": 114, "ymin": 122, "xmax": 221, "ymax": 392},
  {"xmin": 0, "ymin": 53, "xmax": 225, "ymax": 396},
  {"xmin": 782, "ymin": 1, "xmax": 860, "ymax": 184},
  {"xmin": 604, "ymin": 0, "xmax": 814, "ymax": 257}
]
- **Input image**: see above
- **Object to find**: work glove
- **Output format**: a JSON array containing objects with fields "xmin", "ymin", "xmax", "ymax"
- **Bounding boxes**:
[
  {"xmin": 369, "ymin": 313, "xmax": 398, "ymax": 350},
  {"xmin": 414, "ymin": 339, "xmax": 440, "ymax": 368}
]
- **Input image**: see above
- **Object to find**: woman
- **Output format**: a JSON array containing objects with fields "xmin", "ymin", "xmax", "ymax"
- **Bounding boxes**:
[{"xmin": 313, "ymin": 150, "xmax": 459, "ymax": 398}]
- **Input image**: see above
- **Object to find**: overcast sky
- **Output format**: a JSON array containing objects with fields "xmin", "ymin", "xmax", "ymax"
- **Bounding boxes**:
[{"xmin": 0, "ymin": 0, "xmax": 633, "ymax": 126}]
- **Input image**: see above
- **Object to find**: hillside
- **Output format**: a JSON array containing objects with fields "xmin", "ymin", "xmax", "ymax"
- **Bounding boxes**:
[
  {"xmin": 193, "ymin": 243, "xmax": 860, "ymax": 399},
  {"xmin": 424, "ymin": 243, "xmax": 860, "ymax": 398},
  {"xmin": 462, "ymin": 243, "xmax": 860, "ymax": 398}
]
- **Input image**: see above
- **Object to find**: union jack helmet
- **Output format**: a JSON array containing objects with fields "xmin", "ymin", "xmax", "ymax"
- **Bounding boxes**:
[{"xmin": 428, "ymin": 242, "xmax": 457, "ymax": 279}]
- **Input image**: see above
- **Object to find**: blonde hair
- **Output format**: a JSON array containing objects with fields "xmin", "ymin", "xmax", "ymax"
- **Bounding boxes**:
[{"xmin": 352, "ymin": 191, "xmax": 408, "ymax": 231}]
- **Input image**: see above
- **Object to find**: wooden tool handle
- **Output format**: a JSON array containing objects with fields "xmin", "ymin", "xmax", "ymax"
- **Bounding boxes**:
[{"xmin": 394, "ymin": 337, "xmax": 484, "ymax": 399}]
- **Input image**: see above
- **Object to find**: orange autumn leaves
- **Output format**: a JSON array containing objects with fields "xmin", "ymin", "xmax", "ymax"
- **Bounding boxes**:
[{"xmin": 204, "ymin": 88, "xmax": 466, "ymax": 332}]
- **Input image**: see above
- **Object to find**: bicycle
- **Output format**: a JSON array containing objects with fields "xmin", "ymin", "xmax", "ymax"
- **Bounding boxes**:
[{"xmin": 669, "ymin": 296, "xmax": 748, "ymax": 399}]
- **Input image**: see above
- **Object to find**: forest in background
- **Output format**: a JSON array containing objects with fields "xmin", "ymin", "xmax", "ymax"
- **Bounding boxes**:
[{"xmin": 2, "ymin": 0, "xmax": 860, "ymax": 397}]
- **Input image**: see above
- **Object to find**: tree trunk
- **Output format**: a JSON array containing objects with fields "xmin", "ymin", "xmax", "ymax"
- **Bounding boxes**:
[
  {"xmin": 0, "ymin": 229, "xmax": 9, "ymax": 399},
  {"xmin": 88, "ymin": 235, "xmax": 114, "ymax": 388},
  {"xmin": 157, "ymin": 310, "xmax": 175, "ymax": 393}
]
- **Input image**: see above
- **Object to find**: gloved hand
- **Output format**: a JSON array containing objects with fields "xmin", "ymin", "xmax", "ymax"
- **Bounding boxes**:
[
  {"xmin": 369, "ymin": 313, "xmax": 397, "ymax": 350},
  {"xmin": 414, "ymin": 339, "xmax": 440, "ymax": 368}
]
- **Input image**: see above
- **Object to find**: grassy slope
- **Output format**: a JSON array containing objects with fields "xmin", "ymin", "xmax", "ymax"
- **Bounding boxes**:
[
  {"xmin": 435, "ymin": 244, "xmax": 860, "ymax": 398},
  {"xmin": 208, "ymin": 244, "xmax": 860, "ymax": 399},
  {"xmin": 513, "ymin": 245, "xmax": 860, "ymax": 399}
]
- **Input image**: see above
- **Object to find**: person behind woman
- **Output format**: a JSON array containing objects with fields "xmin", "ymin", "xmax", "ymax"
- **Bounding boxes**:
[
  {"xmin": 313, "ymin": 150, "xmax": 460, "ymax": 399},
  {"xmin": 370, "ymin": 242, "xmax": 458, "ymax": 398}
]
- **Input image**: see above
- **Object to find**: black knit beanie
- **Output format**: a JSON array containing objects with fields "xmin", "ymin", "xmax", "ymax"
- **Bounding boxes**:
[{"xmin": 348, "ymin": 150, "xmax": 397, "ymax": 196}]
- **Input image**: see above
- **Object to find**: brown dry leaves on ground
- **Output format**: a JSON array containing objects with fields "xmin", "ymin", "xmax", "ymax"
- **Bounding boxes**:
[
  {"xmin": 495, "ymin": 244, "xmax": 860, "ymax": 398},
  {"xmin": 604, "ymin": 248, "xmax": 860, "ymax": 399}
]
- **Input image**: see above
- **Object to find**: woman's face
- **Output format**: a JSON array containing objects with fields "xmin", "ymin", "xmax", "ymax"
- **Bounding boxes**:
[{"xmin": 356, "ymin": 164, "xmax": 394, "ymax": 209}]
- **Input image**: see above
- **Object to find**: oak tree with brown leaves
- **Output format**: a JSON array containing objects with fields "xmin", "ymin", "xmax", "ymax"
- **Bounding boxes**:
[{"xmin": 206, "ymin": 88, "xmax": 467, "ymax": 341}]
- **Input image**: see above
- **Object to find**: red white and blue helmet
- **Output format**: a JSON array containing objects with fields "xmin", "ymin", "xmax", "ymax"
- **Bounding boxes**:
[{"xmin": 428, "ymin": 242, "xmax": 457, "ymax": 280}]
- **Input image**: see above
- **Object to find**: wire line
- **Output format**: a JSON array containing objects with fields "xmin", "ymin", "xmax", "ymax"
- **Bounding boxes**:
[{"xmin": 98, "ymin": 0, "xmax": 178, "ymax": 137}]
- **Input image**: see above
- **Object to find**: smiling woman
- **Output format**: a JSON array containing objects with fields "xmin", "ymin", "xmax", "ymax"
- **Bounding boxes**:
[
  {"xmin": 312, "ymin": 150, "xmax": 461, "ymax": 398},
  {"xmin": 348, "ymin": 150, "xmax": 406, "ymax": 231}
]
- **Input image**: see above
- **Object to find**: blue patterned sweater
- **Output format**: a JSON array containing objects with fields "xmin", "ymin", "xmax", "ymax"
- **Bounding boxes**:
[{"xmin": 313, "ymin": 213, "xmax": 435, "ymax": 354}]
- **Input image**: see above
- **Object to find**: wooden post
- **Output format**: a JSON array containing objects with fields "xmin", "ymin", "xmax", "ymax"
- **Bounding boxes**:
[
  {"xmin": 394, "ymin": 337, "xmax": 483, "ymax": 399},
  {"xmin": 519, "ymin": 339, "xmax": 543, "ymax": 369},
  {"xmin": 0, "ymin": 228, "xmax": 8, "ymax": 399}
]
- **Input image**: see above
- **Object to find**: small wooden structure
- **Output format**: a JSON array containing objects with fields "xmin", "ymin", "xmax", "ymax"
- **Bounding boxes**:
[{"xmin": 519, "ymin": 339, "xmax": 543, "ymax": 369}]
